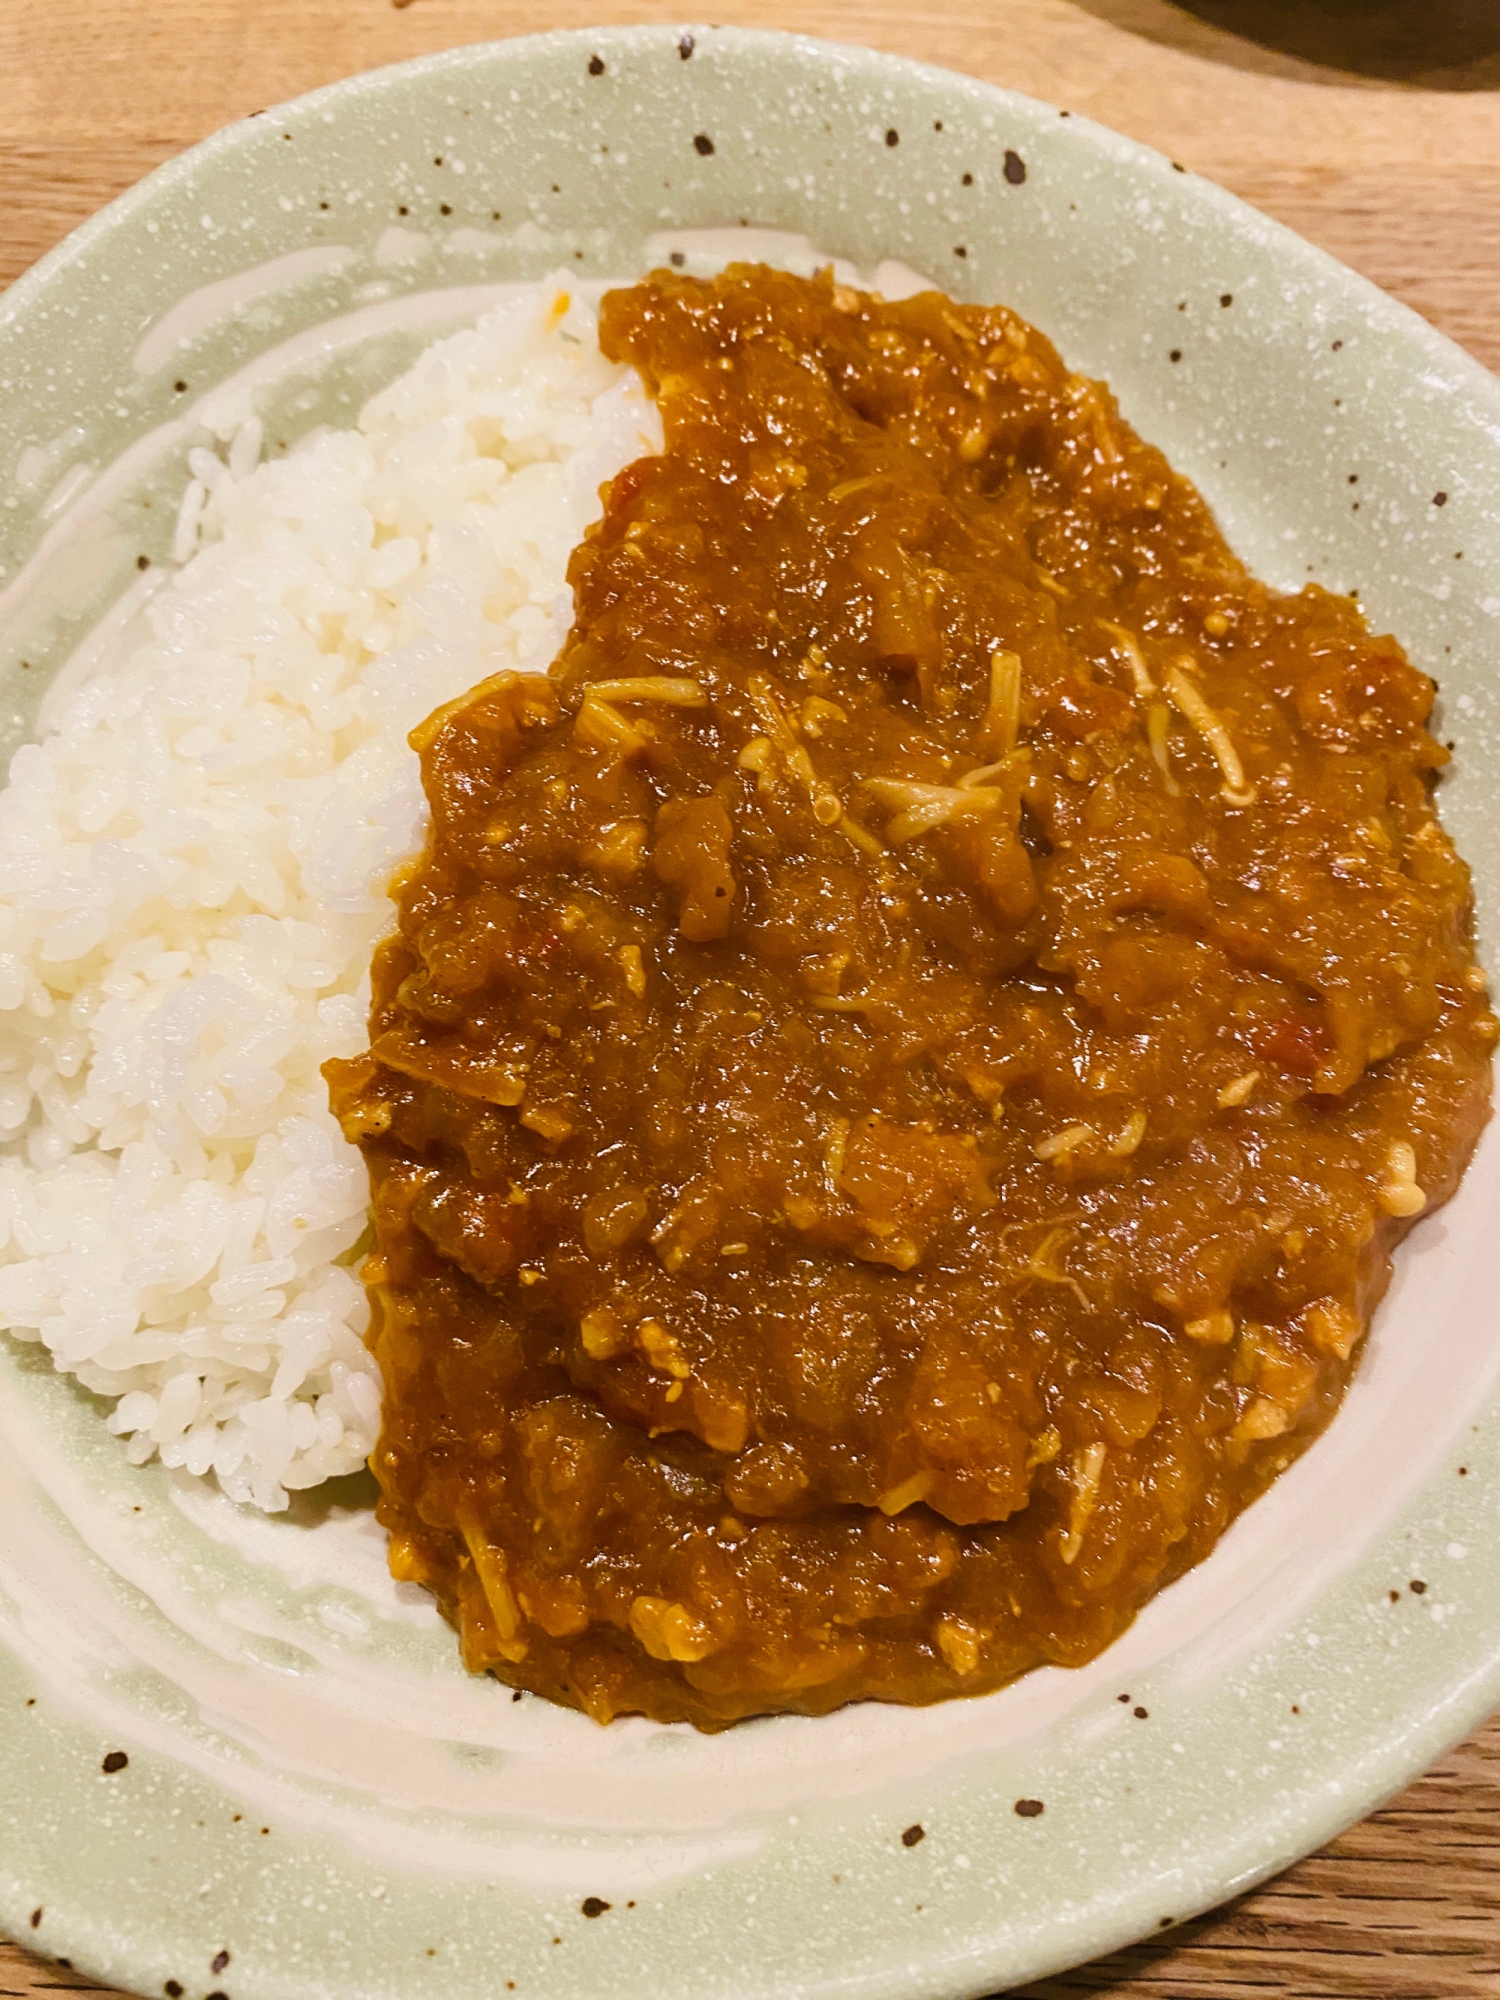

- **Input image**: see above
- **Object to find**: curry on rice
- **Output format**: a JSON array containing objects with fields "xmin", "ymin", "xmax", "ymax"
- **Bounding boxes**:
[{"xmin": 326, "ymin": 264, "xmax": 1494, "ymax": 1728}]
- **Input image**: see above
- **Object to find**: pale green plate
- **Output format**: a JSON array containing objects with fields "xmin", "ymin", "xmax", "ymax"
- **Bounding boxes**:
[{"xmin": 2, "ymin": 26, "xmax": 1499, "ymax": 2000}]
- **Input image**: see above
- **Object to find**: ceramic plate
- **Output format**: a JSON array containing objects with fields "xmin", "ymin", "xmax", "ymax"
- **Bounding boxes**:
[{"xmin": 2, "ymin": 26, "xmax": 1498, "ymax": 2000}]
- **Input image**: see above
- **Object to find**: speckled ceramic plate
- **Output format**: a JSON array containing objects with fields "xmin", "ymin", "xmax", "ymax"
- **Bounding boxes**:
[{"xmin": 2, "ymin": 25, "xmax": 1499, "ymax": 2000}]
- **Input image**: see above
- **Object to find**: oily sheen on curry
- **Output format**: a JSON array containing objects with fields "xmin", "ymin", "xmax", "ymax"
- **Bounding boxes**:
[{"xmin": 326, "ymin": 265, "xmax": 1494, "ymax": 1729}]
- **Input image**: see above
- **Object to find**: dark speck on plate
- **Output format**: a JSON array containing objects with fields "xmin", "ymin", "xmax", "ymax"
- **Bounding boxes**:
[
  {"xmin": 137, "ymin": 555, "xmax": 151, "ymax": 571},
  {"xmin": 1220, "ymin": 292, "xmax": 1233, "ymax": 306},
  {"xmin": 953, "ymin": 246, "xmax": 967, "ymax": 258},
  {"xmin": 693, "ymin": 133, "xmax": 715, "ymax": 156},
  {"xmin": 1434, "ymin": 491, "xmax": 1449, "ymax": 506},
  {"xmin": 901, "ymin": 1823, "xmax": 925, "ymax": 1847},
  {"xmin": 1332, "ymin": 339, "xmax": 1343, "ymax": 351},
  {"xmin": 679, "ymin": 33, "xmax": 694, "ymax": 58},
  {"xmin": 1169, "ymin": 350, "xmax": 1182, "ymax": 363},
  {"xmin": 174, "ymin": 381, "xmax": 188, "ymax": 394},
  {"xmin": 212, "ymin": 1950, "xmax": 231, "ymax": 1974},
  {"xmin": 670, "ymin": 252, "xmax": 686, "ymax": 268},
  {"xmin": 439, "ymin": 203, "xmax": 452, "ymax": 216},
  {"xmin": 1003, "ymin": 149, "xmax": 1026, "ymax": 185},
  {"xmin": 588, "ymin": 54, "xmax": 605, "ymax": 75},
  {"xmin": 581, "ymin": 1896, "xmax": 610, "ymax": 1917},
  {"xmin": 1014, "ymin": 1798, "xmax": 1044, "ymax": 1818},
  {"xmin": 29, "ymin": 1908, "xmax": 41, "ymax": 1928},
  {"xmin": 164, "ymin": 1981, "xmax": 183, "ymax": 1998},
  {"xmin": 1410, "ymin": 1578, "xmax": 1428, "ymax": 1594},
  {"xmin": 885, "ymin": 128, "xmax": 899, "ymax": 147},
  {"xmin": 102, "ymin": 1750, "xmax": 129, "ymax": 1773},
  {"xmin": 962, "ymin": 172, "xmax": 973, "ymax": 186},
  {"xmin": 1134, "ymin": 1706, "xmax": 1149, "ymax": 1719}
]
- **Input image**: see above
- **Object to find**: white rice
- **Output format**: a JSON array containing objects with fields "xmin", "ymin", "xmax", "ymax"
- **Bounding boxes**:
[{"xmin": 0, "ymin": 278, "xmax": 661, "ymax": 1510}]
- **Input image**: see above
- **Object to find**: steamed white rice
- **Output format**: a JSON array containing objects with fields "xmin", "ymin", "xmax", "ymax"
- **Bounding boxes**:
[{"xmin": 0, "ymin": 279, "xmax": 661, "ymax": 1510}]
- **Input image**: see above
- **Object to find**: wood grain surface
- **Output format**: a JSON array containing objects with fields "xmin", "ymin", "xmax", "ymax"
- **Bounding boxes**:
[{"xmin": 3, "ymin": 1, "xmax": 1500, "ymax": 1995}]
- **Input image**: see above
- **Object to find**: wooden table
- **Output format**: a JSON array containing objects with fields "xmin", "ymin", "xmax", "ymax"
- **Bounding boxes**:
[{"xmin": 3, "ymin": 1, "xmax": 1500, "ymax": 1993}]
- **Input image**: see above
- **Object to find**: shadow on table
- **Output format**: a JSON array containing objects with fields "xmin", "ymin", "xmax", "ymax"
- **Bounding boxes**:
[{"xmin": 1068, "ymin": 0, "xmax": 1500, "ymax": 89}]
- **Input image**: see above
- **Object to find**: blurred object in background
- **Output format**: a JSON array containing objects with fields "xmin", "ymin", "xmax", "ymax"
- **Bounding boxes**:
[{"xmin": 1080, "ymin": 0, "xmax": 1500, "ymax": 88}]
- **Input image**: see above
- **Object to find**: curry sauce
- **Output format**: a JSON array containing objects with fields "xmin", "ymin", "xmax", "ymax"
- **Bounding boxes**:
[{"xmin": 326, "ymin": 265, "xmax": 1494, "ymax": 1727}]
